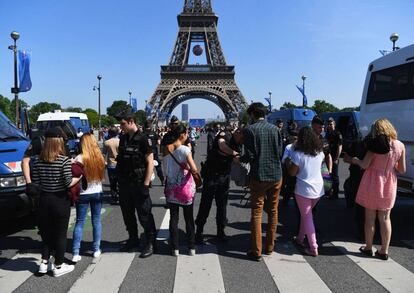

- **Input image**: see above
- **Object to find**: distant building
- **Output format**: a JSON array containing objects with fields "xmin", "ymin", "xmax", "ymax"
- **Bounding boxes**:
[{"xmin": 182, "ymin": 104, "xmax": 189, "ymax": 121}]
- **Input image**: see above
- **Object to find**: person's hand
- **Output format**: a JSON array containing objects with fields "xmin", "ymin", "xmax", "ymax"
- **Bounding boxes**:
[{"xmin": 140, "ymin": 184, "xmax": 150, "ymax": 197}]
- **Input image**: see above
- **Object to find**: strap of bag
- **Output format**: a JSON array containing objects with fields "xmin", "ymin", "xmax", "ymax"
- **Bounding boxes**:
[{"xmin": 168, "ymin": 150, "xmax": 188, "ymax": 170}]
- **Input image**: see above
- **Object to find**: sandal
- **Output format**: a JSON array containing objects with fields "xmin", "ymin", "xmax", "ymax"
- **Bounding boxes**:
[
  {"xmin": 359, "ymin": 246, "xmax": 373, "ymax": 257},
  {"xmin": 375, "ymin": 250, "xmax": 389, "ymax": 260}
]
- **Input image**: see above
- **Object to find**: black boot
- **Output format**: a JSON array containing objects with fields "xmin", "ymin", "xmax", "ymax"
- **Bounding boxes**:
[
  {"xmin": 217, "ymin": 228, "xmax": 228, "ymax": 243},
  {"xmin": 140, "ymin": 241, "xmax": 155, "ymax": 258},
  {"xmin": 120, "ymin": 238, "xmax": 139, "ymax": 252},
  {"xmin": 195, "ymin": 227, "xmax": 205, "ymax": 245}
]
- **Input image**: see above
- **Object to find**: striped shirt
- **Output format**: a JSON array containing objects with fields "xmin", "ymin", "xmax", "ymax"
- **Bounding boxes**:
[{"xmin": 32, "ymin": 155, "xmax": 73, "ymax": 193}]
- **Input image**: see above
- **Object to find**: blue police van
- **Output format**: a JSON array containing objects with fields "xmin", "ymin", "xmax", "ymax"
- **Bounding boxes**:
[
  {"xmin": 267, "ymin": 108, "xmax": 317, "ymax": 129},
  {"xmin": 0, "ymin": 111, "xmax": 31, "ymax": 219}
]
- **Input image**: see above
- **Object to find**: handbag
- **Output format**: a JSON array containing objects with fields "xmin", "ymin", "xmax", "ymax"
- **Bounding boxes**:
[
  {"xmin": 321, "ymin": 162, "xmax": 332, "ymax": 192},
  {"xmin": 165, "ymin": 170, "xmax": 194, "ymax": 205},
  {"xmin": 169, "ymin": 151, "xmax": 202, "ymax": 188}
]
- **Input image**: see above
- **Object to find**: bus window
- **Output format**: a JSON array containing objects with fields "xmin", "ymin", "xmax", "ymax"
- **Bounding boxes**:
[{"xmin": 366, "ymin": 62, "xmax": 413, "ymax": 104}]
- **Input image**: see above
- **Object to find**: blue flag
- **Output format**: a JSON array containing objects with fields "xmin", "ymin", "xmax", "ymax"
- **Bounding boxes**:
[
  {"xmin": 145, "ymin": 103, "xmax": 152, "ymax": 117},
  {"xmin": 131, "ymin": 98, "xmax": 137, "ymax": 112},
  {"xmin": 296, "ymin": 85, "xmax": 308, "ymax": 107},
  {"xmin": 18, "ymin": 50, "xmax": 32, "ymax": 92}
]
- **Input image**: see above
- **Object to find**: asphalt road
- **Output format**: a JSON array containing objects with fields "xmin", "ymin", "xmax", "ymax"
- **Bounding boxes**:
[{"xmin": 1, "ymin": 134, "xmax": 414, "ymax": 293}]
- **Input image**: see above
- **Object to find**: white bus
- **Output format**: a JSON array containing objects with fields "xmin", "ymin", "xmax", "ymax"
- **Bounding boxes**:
[{"xmin": 359, "ymin": 44, "xmax": 414, "ymax": 193}]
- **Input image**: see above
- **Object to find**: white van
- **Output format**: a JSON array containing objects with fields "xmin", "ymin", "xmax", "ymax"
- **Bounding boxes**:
[{"xmin": 359, "ymin": 44, "xmax": 414, "ymax": 193}]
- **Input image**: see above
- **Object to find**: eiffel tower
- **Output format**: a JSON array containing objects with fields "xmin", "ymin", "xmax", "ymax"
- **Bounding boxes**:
[{"xmin": 147, "ymin": 0, "xmax": 248, "ymax": 124}]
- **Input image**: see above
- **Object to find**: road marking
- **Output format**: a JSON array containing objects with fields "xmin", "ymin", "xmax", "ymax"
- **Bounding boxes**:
[
  {"xmin": 173, "ymin": 245, "xmax": 225, "ymax": 293},
  {"xmin": 332, "ymin": 241, "xmax": 414, "ymax": 293},
  {"xmin": 68, "ymin": 207, "xmax": 76, "ymax": 229},
  {"xmin": 264, "ymin": 242, "xmax": 331, "ymax": 293},
  {"xmin": 0, "ymin": 253, "xmax": 40, "ymax": 292},
  {"xmin": 402, "ymin": 240, "xmax": 414, "ymax": 248},
  {"xmin": 156, "ymin": 209, "xmax": 170, "ymax": 241},
  {"xmin": 69, "ymin": 253, "xmax": 135, "ymax": 293}
]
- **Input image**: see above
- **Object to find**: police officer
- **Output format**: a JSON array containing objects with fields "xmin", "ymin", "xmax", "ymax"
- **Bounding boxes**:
[
  {"xmin": 116, "ymin": 113, "xmax": 157, "ymax": 257},
  {"xmin": 195, "ymin": 126, "xmax": 239, "ymax": 244},
  {"xmin": 326, "ymin": 117, "xmax": 343, "ymax": 199},
  {"xmin": 143, "ymin": 121, "xmax": 164, "ymax": 185}
]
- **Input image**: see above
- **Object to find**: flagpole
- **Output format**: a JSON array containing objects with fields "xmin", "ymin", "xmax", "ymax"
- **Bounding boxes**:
[
  {"xmin": 9, "ymin": 31, "xmax": 20, "ymax": 128},
  {"xmin": 301, "ymin": 75, "xmax": 307, "ymax": 107}
]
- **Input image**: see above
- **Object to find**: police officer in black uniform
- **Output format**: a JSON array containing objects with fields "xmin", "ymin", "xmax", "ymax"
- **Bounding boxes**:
[
  {"xmin": 143, "ymin": 121, "xmax": 164, "ymax": 185},
  {"xmin": 116, "ymin": 113, "xmax": 157, "ymax": 257},
  {"xmin": 195, "ymin": 126, "xmax": 239, "ymax": 244}
]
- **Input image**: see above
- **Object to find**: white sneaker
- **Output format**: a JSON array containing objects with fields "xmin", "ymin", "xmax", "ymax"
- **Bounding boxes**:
[
  {"xmin": 189, "ymin": 249, "xmax": 196, "ymax": 256},
  {"xmin": 53, "ymin": 263, "xmax": 75, "ymax": 277},
  {"xmin": 93, "ymin": 250, "xmax": 101, "ymax": 258},
  {"xmin": 172, "ymin": 249, "xmax": 179, "ymax": 257},
  {"xmin": 71, "ymin": 255, "xmax": 82, "ymax": 263},
  {"xmin": 38, "ymin": 260, "xmax": 55, "ymax": 274}
]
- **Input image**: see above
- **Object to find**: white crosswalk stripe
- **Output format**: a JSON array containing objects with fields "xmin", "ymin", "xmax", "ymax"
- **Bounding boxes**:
[
  {"xmin": 0, "ymin": 253, "xmax": 41, "ymax": 293},
  {"xmin": 156, "ymin": 209, "xmax": 170, "ymax": 241},
  {"xmin": 264, "ymin": 242, "xmax": 331, "ymax": 293},
  {"xmin": 332, "ymin": 241, "xmax": 414, "ymax": 293},
  {"xmin": 69, "ymin": 253, "xmax": 135, "ymax": 293},
  {"xmin": 173, "ymin": 245, "xmax": 225, "ymax": 293}
]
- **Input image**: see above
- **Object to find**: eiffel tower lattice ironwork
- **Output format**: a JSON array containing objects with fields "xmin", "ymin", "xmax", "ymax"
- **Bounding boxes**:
[{"xmin": 147, "ymin": 0, "xmax": 248, "ymax": 123}]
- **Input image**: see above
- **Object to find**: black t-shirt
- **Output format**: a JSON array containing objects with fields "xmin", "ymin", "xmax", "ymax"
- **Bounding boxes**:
[
  {"xmin": 145, "ymin": 130, "xmax": 160, "ymax": 154},
  {"xmin": 326, "ymin": 130, "xmax": 343, "ymax": 159}
]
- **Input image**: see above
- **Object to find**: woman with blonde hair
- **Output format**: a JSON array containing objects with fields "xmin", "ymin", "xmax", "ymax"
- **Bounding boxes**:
[
  {"xmin": 345, "ymin": 118, "xmax": 406, "ymax": 260},
  {"xmin": 72, "ymin": 133, "xmax": 106, "ymax": 262},
  {"xmin": 32, "ymin": 128, "xmax": 81, "ymax": 277}
]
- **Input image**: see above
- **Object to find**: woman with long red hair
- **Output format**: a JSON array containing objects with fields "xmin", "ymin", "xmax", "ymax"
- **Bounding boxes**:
[{"xmin": 71, "ymin": 133, "xmax": 106, "ymax": 263}]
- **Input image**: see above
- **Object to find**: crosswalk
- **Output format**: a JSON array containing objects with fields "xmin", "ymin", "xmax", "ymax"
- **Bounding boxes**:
[{"xmin": 1, "ymin": 235, "xmax": 413, "ymax": 292}]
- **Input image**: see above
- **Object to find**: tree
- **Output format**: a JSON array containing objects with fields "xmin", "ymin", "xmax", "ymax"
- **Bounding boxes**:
[
  {"xmin": 107, "ymin": 100, "xmax": 131, "ymax": 117},
  {"xmin": 0, "ymin": 95, "xmax": 11, "ymax": 118},
  {"xmin": 64, "ymin": 107, "xmax": 83, "ymax": 113},
  {"xmin": 29, "ymin": 102, "xmax": 62, "ymax": 123},
  {"xmin": 311, "ymin": 99, "xmax": 339, "ymax": 115},
  {"xmin": 280, "ymin": 102, "xmax": 297, "ymax": 110},
  {"xmin": 83, "ymin": 108, "xmax": 99, "ymax": 127},
  {"xmin": 101, "ymin": 115, "xmax": 117, "ymax": 127},
  {"xmin": 134, "ymin": 110, "xmax": 146, "ymax": 126},
  {"xmin": 341, "ymin": 106, "xmax": 360, "ymax": 112}
]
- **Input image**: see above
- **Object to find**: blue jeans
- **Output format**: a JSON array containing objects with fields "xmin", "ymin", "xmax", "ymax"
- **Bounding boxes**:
[{"xmin": 72, "ymin": 193, "xmax": 103, "ymax": 255}]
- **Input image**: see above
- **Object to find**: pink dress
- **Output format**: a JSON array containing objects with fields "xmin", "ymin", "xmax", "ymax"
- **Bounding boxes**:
[{"xmin": 356, "ymin": 140, "xmax": 404, "ymax": 210}]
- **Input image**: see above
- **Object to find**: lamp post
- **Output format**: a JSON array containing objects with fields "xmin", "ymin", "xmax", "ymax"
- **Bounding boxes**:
[
  {"xmin": 8, "ymin": 31, "xmax": 20, "ymax": 128},
  {"xmin": 390, "ymin": 33, "xmax": 399, "ymax": 51},
  {"xmin": 268, "ymin": 91, "xmax": 272, "ymax": 112},
  {"xmin": 301, "ymin": 75, "xmax": 307, "ymax": 107},
  {"xmin": 129, "ymin": 91, "xmax": 132, "ymax": 106},
  {"xmin": 93, "ymin": 75, "xmax": 102, "ymax": 131}
]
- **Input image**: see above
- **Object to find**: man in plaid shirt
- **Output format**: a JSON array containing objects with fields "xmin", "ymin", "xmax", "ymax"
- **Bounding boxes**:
[{"xmin": 236, "ymin": 103, "xmax": 283, "ymax": 261}]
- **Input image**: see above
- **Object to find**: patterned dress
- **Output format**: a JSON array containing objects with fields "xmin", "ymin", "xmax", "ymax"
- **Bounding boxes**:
[{"xmin": 356, "ymin": 140, "xmax": 404, "ymax": 210}]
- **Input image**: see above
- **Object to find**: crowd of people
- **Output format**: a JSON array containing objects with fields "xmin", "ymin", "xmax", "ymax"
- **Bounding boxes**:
[{"xmin": 21, "ymin": 102, "xmax": 406, "ymax": 277}]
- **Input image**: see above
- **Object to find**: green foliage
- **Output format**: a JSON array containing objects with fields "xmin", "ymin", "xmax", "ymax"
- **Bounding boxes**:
[
  {"xmin": 134, "ymin": 110, "xmax": 146, "ymax": 126},
  {"xmin": 101, "ymin": 115, "xmax": 117, "ymax": 127},
  {"xmin": 341, "ymin": 106, "xmax": 360, "ymax": 112},
  {"xmin": 83, "ymin": 108, "xmax": 99, "ymax": 127},
  {"xmin": 107, "ymin": 100, "xmax": 131, "ymax": 117},
  {"xmin": 311, "ymin": 99, "xmax": 339, "ymax": 115},
  {"xmin": 238, "ymin": 109, "xmax": 249, "ymax": 125},
  {"xmin": 64, "ymin": 107, "xmax": 83, "ymax": 113},
  {"xmin": 280, "ymin": 102, "xmax": 297, "ymax": 110},
  {"xmin": 29, "ymin": 102, "xmax": 62, "ymax": 123},
  {"xmin": 0, "ymin": 95, "xmax": 12, "ymax": 118}
]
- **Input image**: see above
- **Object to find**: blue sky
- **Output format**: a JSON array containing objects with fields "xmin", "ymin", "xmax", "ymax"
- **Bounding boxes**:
[{"xmin": 1, "ymin": 0, "xmax": 413, "ymax": 119}]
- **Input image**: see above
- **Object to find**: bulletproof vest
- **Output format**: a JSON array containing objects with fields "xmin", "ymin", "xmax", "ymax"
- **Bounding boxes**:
[
  {"xmin": 206, "ymin": 131, "xmax": 233, "ymax": 174},
  {"xmin": 117, "ymin": 131, "xmax": 147, "ymax": 180},
  {"xmin": 145, "ymin": 130, "xmax": 159, "ymax": 153}
]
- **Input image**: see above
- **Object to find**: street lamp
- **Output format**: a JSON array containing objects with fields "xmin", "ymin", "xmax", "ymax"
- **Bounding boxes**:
[
  {"xmin": 129, "ymin": 91, "xmax": 132, "ymax": 106},
  {"xmin": 301, "ymin": 75, "xmax": 307, "ymax": 107},
  {"xmin": 93, "ymin": 75, "xmax": 102, "ymax": 131},
  {"xmin": 390, "ymin": 33, "xmax": 399, "ymax": 51},
  {"xmin": 8, "ymin": 31, "xmax": 20, "ymax": 128},
  {"xmin": 268, "ymin": 91, "xmax": 272, "ymax": 112}
]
